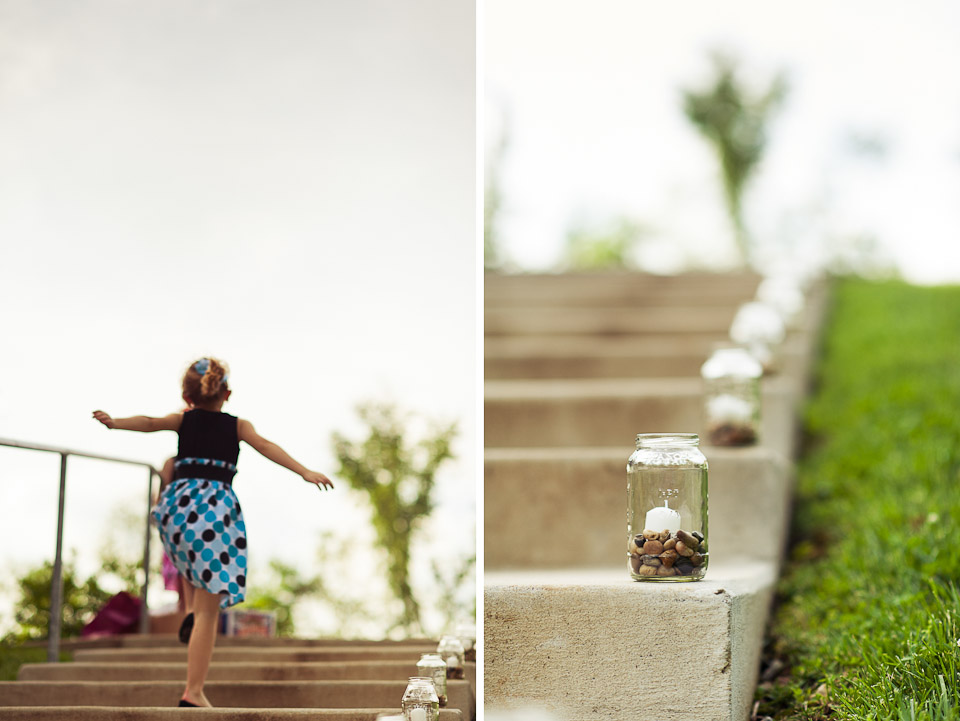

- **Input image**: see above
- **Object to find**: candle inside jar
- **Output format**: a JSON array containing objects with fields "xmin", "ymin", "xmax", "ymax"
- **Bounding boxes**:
[
  {"xmin": 707, "ymin": 394, "xmax": 753, "ymax": 423},
  {"xmin": 409, "ymin": 708, "xmax": 427, "ymax": 721},
  {"xmin": 644, "ymin": 501, "xmax": 682, "ymax": 533}
]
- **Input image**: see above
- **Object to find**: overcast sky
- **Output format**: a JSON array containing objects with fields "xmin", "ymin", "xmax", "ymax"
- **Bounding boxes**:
[
  {"xmin": 486, "ymin": 0, "xmax": 960, "ymax": 282},
  {"xmin": 0, "ymin": 0, "xmax": 475, "ymax": 636}
]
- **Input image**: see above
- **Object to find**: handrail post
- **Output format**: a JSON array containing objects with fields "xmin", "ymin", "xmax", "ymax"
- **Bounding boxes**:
[
  {"xmin": 139, "ymin": 468, "xmax": 154, "ymax": 634},
  {"xmin": 47, "ymin": 453, "xmax": 68, "ymax": 663}
]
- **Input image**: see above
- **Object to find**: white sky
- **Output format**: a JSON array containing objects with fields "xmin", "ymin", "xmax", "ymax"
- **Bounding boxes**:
[
  {"xmin": 0, "ymin": 0, "xmax": 475, "ymax": 636},
  {"xmin": 486, "ymin": 0, "xmax": 960, "ymax": 282}
]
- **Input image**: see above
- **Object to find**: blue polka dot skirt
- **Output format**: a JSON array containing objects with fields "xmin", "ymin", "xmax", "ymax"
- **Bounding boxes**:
[{"xmin": 152, "ymin": 478, "xmax": 247, "ymax": 609}]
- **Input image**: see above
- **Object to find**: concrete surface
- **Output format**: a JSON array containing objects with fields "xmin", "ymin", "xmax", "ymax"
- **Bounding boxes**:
[
  {"xmin": 0, "ymin": 680, "xmax": 474, "ymax": 718},
  {"xmin": 22, "ymin": 661, "xmax": 425, "ymax": 682},
  {"xmin": 484, "ymin": 562, "xmax": 776, "ymax": 721},
  {"xmin": 485, "ymin": 306, "xmax": 740, "ymax": 337},
  {"xmin": 485, "ymin": 273, "xmax": 760, "ymax": 307},
  {"xmin": 0, "ymin": 710, "xmax": 463, "ymax": 721},
  {"xmin": 45, "ymin": 636, "xmax": 439, "ymax": 650},
  {"xmin": 484, "ymin": 377, "xmax": 798, "ymax": 458},
  {"xmin": 484, "ymin": 344, "xmax": 810, "ymax": 381},
  {"xmin": 484, "ymin": 446, "xmax": 792, "ymax": 571},
  {"xmin": 70, "ymin": 648, "xmax": 431, "ymax": 664}
]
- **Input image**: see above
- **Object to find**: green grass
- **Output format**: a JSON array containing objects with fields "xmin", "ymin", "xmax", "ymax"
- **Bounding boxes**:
[
  {"xmin": 0, "ymin": 643, "xmax": 71, "ymax": 680},
  {"xmin": 757, "ymin": 278, "xmax": 960, "ymax": 720}
]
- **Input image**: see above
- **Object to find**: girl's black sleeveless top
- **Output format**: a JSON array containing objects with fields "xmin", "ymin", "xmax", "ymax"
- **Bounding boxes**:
[{"xmin": 174, "ymin": 410, "xmax": 240, "ymax": 483}]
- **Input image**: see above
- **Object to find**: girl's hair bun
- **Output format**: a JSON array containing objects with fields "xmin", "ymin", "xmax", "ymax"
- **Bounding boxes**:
[{"xmin": 182, "ymin": 357, "xmax": 230, "ymax": 405}]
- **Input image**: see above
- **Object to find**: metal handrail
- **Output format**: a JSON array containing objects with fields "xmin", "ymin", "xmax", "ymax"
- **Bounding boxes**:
[{"xmin": 0, "ymin": 437, "xmax": 160, "ymax": 662}]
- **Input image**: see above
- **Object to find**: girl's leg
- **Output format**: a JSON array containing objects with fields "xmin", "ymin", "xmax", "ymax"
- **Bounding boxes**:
[
  {"xmin": 181, "ymin": 578, "xmax": 195, "ymax": 614},
  {"xmin": 182, "ymin": 585, "xmax": 221, "ymax": 707}
]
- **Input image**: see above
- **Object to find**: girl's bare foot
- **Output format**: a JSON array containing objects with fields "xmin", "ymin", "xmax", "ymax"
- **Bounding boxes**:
[{"xmin": 181, "ymin": 690, "xmax": 212, "ymax": 707}]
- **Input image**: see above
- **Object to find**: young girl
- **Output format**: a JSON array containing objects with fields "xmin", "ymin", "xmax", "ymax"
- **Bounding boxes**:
[{"xmin": 93, "ymin": 357, "xmax": 333, "ymax": 708}]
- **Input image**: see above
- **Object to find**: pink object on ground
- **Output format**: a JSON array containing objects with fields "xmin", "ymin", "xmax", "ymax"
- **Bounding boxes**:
[{"xmin": 81, "ymin": 591, "xmax": 141, "ymax": 638}]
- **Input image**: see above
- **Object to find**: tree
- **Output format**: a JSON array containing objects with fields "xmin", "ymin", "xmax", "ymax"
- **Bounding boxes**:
[
  {"xmin": 244, "ymin": 560, "xmax": 323, "ymax": 637},
  {"xmin": 430, "ymin": 553, "xmax": 476, "ymax": 630},
  {"xmin": 4, "ymin": 560, "xmax": 112, "ymax": 642},
  {"xmin": 682, "ymin": 52, "xmax": 788, "ymax": 265},
  {"xmin": 332, "ymin": 403, "xmax": 457, "ymax": 635}
]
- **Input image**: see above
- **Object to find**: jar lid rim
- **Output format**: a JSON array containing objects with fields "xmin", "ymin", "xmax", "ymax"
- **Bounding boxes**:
[{"xmin": 635, "ymin": 433, "xmax": 699, "ymax": 445}]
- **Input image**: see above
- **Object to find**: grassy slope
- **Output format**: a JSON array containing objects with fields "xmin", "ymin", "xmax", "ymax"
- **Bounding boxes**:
[{"xmin": 759, "ymin": 279, "xmax": 960, "ymax": 720}]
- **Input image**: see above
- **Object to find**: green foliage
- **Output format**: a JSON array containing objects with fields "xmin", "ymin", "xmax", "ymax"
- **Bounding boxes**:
[
  {"xmin": 0, "ymin": 643, "xmax": 70, "ymax": 681},
  {"xmin": 562, "ymin": 218, "xmax": 645, "ymax": 271},
  {"xmin": 430, "ymin": 553, "xmax": 476, "ymax": 630},
  {"xmin": 332, "ymin": 403, "xmax": 457, "ymax": 635},
  {"xmin": 3, "ymin": 561, "xmax": 112, "ymax": 643},
  {"xmin": 244, "ymin": 559, "xmax": 323, "ymax": 637},
  {"xmin": 682, "ymin": 52, "xmax": 787, "ymax": 265},
  {"xmin": 758, "ymin": 279, "xmax": 960, "ymax": 720}
]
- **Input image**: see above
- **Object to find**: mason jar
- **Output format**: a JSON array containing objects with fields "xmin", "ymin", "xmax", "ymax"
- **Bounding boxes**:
[
  {"xmin": 729, "ymin": 301, "xmax": 786, "ymax": 374},
  {"xmin": 416, "ymin": 653, "xmax": 448, "ymax": 707},
  {"xmin": 456, "ymin": 622, "xmax": 477, "ymax": 662},
  {"xmin": 701, "ymin": 345, "xmax": 762, "ymax": 447},
  {"xmin": 437, "ymin": 635, "xmax": 466, "ymax": 679},
  {"xmin": 626, "ymin": 433, "xmax": 708, "ymax": 581},
  {"xmin": 756, "ymin": 276, "xmax": 804, "ymax": 329},
  {"xmin": 401, "ymin": 677, "xmax": 440, "ymax": 721}
]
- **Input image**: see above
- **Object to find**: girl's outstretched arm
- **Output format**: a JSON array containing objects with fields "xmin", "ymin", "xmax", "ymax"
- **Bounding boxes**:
[
  {"xmin": 92, "ymin": 411, "xmax": 182, "ymax": 433},
  {"xmin": 237, "ymin": 419, "xmax": 334, "ymax": 490}
]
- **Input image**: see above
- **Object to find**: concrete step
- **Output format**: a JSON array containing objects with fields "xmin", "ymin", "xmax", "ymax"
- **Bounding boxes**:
[
  {"xmin": 485, "ymin": 334, "xmax": 731, "ymax": 359},
  {"xmin": 21, "ymin": 660, "xmax": 422, "ymax": 681},
  {"xmin": 485, "ymin": 306, "xmax": 739, "ymax": 337},
  {"xmin": 484, "ymin": 446, "xmax": 792, "ymax": 571},
  {"xmin": 45, "ymin": 635, "xmax": 437, "ymax": 650},
  {"xmin": 485, "ymin": 344, "xmax": 810, "ymax": 381},
  {"xmin": 70, "ymin": 647, "xmax": 435, "ymax": 664},
  {"xmin": 0, "ymin": 680, "xmax": 475, "ymax": 718},
  {"xmin": 19, "ymin": 661, "xmax": 477, "ymax": 691},
  {"xmin": 485, "ymin": 273, "xmax": 760, "ymax": 307},
  {"xmin": 0, "ymin": 710, "xmax": 463, "ymax": 721},
  {"xmin": 484, "ymin": 377, "xmax": 798, "ymax": 458},
  {"xmin": 484, "ymin": 562, "xmax": 776, "ymax": 721}
]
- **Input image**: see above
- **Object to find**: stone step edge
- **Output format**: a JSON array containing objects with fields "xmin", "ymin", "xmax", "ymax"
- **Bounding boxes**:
[
  {"xmin": 0, "ymin": 709, "xmax": 462, "ymax": 720},
  {"xmin": 484, "ymin": 560, "xmax": 776, "ymax": 721},
  {"xmin": 0, "ymin": 680, "xmax": 475, "ymax": 719},
  {"xmin": 484, "ymin": 375, "xmax": 799, "ymax": 400},
  {"xmin": 23, "ymin": 636, "xmax": 439, "ymax": 651}
]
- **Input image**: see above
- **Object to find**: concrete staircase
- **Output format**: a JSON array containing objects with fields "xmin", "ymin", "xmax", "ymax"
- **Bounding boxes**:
[
  {"xmin": 2, "ymin": 635, "xmax": 476, "ymax": 720},
  {"xmin": 484, "ymin": 272, "xmax": 823, "ymax": 721}
]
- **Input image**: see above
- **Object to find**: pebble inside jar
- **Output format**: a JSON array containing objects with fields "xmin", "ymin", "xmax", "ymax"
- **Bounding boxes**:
[{"xmin": 627, "ymin": 433, "xmax": 708, "ymax": 581}]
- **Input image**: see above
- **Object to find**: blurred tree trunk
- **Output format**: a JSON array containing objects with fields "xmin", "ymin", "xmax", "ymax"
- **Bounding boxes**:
[
  {"xmin": 333, "ymin": 403, "xmax": 457, "ymax": 635},
  {"xmin": 682, "ymin": 52, "xmax": 787, "ymax": 266}
]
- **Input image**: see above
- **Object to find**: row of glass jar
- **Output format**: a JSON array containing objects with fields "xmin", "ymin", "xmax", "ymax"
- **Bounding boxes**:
[
  {"xmin": 708, "ymin": 273, "xmax": 809, "ymax": 446},
  {"xmin": 391, "ymin": 632, "xmax": 475, "ymax": 721},
  {"xmin": 630, "ymin": 276, "xmax": 811, "ymax": 581}
]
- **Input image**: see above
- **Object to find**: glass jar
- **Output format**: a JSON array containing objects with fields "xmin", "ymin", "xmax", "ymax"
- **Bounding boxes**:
[
  {"xmin": 456, "ymin": 622, "xmax": 477, "ymax": 662},
  {"xmin": 401, "ymin": 677, "xmax": 440, "ymax": 721},
  {"xmin": 416, "ymin": 653, "xmax": 448, "ymax": 707},
  {"xmin": 701, "ymin": 345, "xmax": 762, "ymax": 447},
  {"xmin": 626, "ymin": 434, "xmax": 708, "ymax": 581},
  {"xmin": 756, "ymin": 276, "xmax": 804, "ymax": 329},
  {"xmin": 729, "ymin": 301, "xmax": 786, "ymax": 374},
  {"xmin": 437, "ymin": 635, "xmax": 466, "ymax": 679}
]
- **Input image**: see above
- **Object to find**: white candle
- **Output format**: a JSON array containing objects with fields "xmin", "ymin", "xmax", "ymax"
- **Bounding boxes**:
[
  {"xmin": 707, "ymin": 394, "xmax": 753, "ymax": 424},
  {"xmin": 644, "ymin": 501, "xmax": 682, "ymax": 533},
  {"xmin": 410, "ymin": 709, "xmax": 427, "ymax": 721}
]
